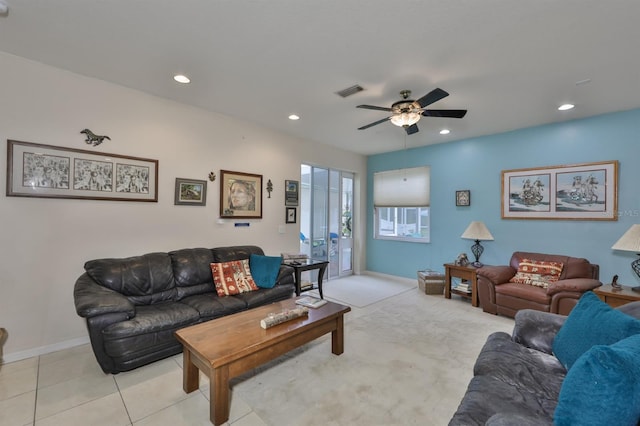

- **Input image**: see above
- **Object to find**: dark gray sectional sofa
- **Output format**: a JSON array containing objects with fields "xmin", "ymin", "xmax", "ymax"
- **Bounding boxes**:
[
  {"xmin": 74, "ymin": 245, "xmax": 295, "ymax": 374},
  {"xmin": 449, "ymin": 300, "xmax": 640, "ymax": 425}
]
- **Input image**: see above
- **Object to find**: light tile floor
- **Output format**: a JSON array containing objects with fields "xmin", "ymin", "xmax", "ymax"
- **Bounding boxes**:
[
  {"xmin": 0, "ymin": 275, "xmax": 514, "ymax": 426},
  {"xmin": 0, "ymin": 343, "xmax": 264, "ymax": 426}
]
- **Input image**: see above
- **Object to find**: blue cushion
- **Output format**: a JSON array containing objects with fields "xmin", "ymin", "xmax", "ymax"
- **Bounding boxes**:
[
  {"xmin": 249, "ymin": 254, "xmax": 282, "ymax": 289},
  {"xmin": 552, "ymin": 291, "xmax": 640, "ymax": 370},
  {"xmin": 554, "ymin": 333, "xmax": 640, "ymax": 426}
]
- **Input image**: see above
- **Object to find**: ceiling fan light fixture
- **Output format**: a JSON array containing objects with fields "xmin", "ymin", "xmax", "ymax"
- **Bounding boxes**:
[{"xmin": 390, "ymin": 111, "xmax": 421, "ymax": 127}]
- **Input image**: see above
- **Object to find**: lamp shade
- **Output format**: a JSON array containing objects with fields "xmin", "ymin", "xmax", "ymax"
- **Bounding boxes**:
[
  {"xmin": 612, "ymin": 224, "xmax": 640, "ymax": 252},
  {"xmin": 461, "ymin": 221, "xmax": 494, "ymax": 241}
]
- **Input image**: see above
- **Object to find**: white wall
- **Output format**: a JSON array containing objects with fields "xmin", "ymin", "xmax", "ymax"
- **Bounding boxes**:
[{"xmin": 0, "ymin": 52, "xmax": 367, "ymax": 362}]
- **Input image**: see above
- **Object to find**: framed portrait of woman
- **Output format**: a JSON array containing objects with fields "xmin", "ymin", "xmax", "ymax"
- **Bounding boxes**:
[{"xmin": 220, "ymin": 170, "xmax": 263, "ymax": 218}]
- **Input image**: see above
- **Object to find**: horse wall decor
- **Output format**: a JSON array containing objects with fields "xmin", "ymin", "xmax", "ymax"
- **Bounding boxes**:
[{"xmin": 80, "ymin": 129, "xmax": 111, "ymax": 146}]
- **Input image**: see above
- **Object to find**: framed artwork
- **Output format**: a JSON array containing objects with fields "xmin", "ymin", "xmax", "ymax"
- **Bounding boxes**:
[
  {"xmin": 220, "ymin": 170, "xmax": 263, "ymax": 218},
  {"xmin": 456, "ymin": 190, "xmax": 471, "ymax": 206},
  {"xmin": 501, "ymin": 160, "xmax": 618, "ymax": 220},
  {"xmin": 174, "ymin": 178, "xmax": 207, "ymax": 206},
  {"xmin": 285, "ymin": 179, "xmax": 299, "ymax": 206},
  {"xmin": 286, "ymin": 207, "xmax": 297, "ymax": 223},
  {"xmin": 6, "ymin": 139, "xmax": 158, "ymax": 201}
]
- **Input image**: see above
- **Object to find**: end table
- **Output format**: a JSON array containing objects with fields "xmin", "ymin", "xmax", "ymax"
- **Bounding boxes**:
[
  {"xmin": 594, "ymin": 284, "xmax": 640, "ymax": 308},
  {"xmin": 443, "ymin": 263, "xmax": 480, "ymax": 307},
  {"xmin": 285, "ymin": 259, "xmax": 329, "ymax": 299}
]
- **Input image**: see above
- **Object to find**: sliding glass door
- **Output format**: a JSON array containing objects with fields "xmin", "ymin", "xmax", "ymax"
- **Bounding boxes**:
[{"xmin": 300, "ymin": 165, "xmax": 353, "ymax": 279}]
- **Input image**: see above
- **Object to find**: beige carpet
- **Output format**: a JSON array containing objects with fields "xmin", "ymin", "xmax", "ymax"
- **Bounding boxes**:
[
  {"xmin": 228, "ymin": 275, "xmax": 514, "ymax": 425},
  {"xmin": 306, "ymin": 273, "xmax": 416, "ymax": 308}
]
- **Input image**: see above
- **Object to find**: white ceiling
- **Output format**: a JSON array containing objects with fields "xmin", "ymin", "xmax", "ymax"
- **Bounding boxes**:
[{"xmin": 1, "ymin": 1, "xmax": 639, "ymax": 155}]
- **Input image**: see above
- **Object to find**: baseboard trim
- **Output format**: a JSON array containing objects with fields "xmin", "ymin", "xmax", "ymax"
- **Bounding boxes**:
[{"xmin": 2, "ymin": 336, "xmax": 90, "ymax": 365}]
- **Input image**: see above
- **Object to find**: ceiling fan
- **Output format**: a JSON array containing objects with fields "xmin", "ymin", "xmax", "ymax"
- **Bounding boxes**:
[{"xmin": 357, "ymin": 88, "xmax": 467, "ymax": 135}]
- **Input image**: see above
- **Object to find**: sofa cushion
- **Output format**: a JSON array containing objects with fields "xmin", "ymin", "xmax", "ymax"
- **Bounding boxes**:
[
  {"xmin": 211, "ymin": 259, "xmax": 259, "ymax": 296},
  {"xmin": 169, "ymin": 248, "xmax": 215, "ymax": 299},
  {"xmin": 180, "ymin": 293, "xmax": 247, "ymax": 319},
  {"xmin": 552, "ymin": 291, "xmax": 640, "ymax": 370},
  {"xmin": 509, "ymin": 259, "xmax": 563, "ymax": 289},
  {"xmin": 84, "ymin": 253, "xmax": 176, "ymax": 305},
  {"xmin": 250, "ymin": 254, "xmax": 282, "ymax": 288},
  {"xmin": 103, "ymin": 302, "xmax": 199, "ymax": 336},
  {"xmin": 554, "ymin": 333, "xmax": 640, "ymax": 426},
  {"xmin": 211, "ymin": 245, "xmax": 264, "ymax": 262}
]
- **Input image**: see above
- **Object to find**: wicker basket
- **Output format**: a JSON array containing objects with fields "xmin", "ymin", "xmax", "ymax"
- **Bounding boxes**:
[{"xmin": 417, "ymin": 270, "xmax": 446, "ymax": 295}]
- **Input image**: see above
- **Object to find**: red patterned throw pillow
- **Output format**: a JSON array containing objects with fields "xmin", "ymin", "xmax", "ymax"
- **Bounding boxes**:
[
  {"xmin": 509, "ymin": 258, "xmax": 564, "ymax": 289},
  {"xmin": 210, "ymin": 259, "xmax": 259, "ymax": 296}
]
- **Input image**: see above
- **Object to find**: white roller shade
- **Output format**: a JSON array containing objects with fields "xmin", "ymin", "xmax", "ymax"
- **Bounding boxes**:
[{"xmin": 373, "ymin": 166, "xmax": 430, "ymax": 207}]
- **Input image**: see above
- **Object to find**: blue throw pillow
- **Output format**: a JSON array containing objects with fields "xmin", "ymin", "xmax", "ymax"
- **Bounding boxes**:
[
  {"xmin": 249, "ymin": 254, "xmax": 282, "ymax": 289},
  {"xmin": 552, "ymin": 291, "xmax": 640, "ymax": 370},
  {"xmin": 554, "ymin": 333, "xmax": 640, "ymax": 426}
]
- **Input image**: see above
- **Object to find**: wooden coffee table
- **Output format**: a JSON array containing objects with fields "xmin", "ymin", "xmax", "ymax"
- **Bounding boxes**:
[{"xmin": 174, "ymin": 298, "xmax": 351, "ymax": 425}]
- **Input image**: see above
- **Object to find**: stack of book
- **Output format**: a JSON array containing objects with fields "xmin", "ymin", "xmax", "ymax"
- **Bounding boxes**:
[
  {"xmin": 453, "ymin": 280, "xmax": 472, "ymax": 294},
  {"xmin": 281, "ymin": 253, "xmax": 309, "ymax": 265}
]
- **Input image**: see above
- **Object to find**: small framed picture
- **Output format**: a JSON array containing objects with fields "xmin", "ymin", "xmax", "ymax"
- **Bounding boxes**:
[
  {"xmin": 456, "ymin": 190, "xmax": 471, "ymax": 206},
  {"xmin": 175, "ymin": 178, "xmax": 207, "ymax": 206},
  {"xmin": 285, "ymin": 179, "xmax": 299, "ymax": 206},
  {"xmin": 286, "ymin": 207, "xmax": 297, "ymax": 223}
]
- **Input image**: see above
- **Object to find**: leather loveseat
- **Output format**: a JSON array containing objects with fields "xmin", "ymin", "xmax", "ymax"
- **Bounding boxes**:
[
  {"xmin": 449, "ymin": 300, "xmax": 640, "ymax": 425},
  {"xmin": 477, "ymin": 251, "xmax": 601, "ymax": 317},
  {"xmin": 73, "ymin": 245, "xmax": 295, "ymax": 374}
]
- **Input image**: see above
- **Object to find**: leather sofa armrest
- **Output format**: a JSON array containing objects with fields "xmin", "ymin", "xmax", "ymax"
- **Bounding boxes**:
[
  {"xmin": 476, "ymin": 265, "xmax": 516, "ymax": 285},
  {"xmin": 512, "ymin": 309, "xmax": 567, "ymax": 355},
  {"xmin": 546, "ymin": 278, "xmax": 602, "ymax": 296},
  {"xmin": 275, "ymin": 264, "xmax": 295, "ymax": 286},
  {"xmin": 74, "ymin": 272, "xmax": 135, "ymax": 318}
]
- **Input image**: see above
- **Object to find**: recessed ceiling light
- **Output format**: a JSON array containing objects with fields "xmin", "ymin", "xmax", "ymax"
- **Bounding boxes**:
[
  {"xmin": 558, "ymin": 104, "xmax": 575, "ymax": 111},
  {"xmin": 173, "ymin": 74, "xmax": 190, "ymax": 84},
  {"xmin": 288, "ymin": 114, "xmax": 300, "ymax": 121},
  {"xmin": 440, "ymin": 129, "xmax": 450, "ymax": 135}
]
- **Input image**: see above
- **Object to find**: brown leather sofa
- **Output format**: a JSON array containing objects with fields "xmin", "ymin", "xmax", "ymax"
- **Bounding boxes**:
[{"xmin": 477, "ymin": 251, "xmax": 602, "ymax": 317}]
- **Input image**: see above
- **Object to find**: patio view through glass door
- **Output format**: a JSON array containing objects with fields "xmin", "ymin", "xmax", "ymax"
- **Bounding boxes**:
[{"xmin": 300, "ymin": 165, "xmax": 353, "ymax": 281}]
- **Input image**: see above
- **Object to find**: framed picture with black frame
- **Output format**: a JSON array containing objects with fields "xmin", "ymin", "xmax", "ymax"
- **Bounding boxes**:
[
  {"xmin": 286, "ymin": 207, "xmax": 297, "ymax": 223},
  {"xmin": 456, "ymin": 190, "xmax": 471, "ymax": 206}
]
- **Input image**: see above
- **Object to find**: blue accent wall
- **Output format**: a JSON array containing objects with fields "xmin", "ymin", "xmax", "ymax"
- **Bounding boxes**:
[{"xmin": 367, "ymin": 108, "xmax": 640, "ymax": 286}]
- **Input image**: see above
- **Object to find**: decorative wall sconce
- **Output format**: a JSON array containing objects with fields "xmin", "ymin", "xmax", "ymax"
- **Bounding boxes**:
[
  {"xmin": 266, "ymin": 179, "xmax": 273, "ymax": 198},
  {"xmin": 208, "ymin": 172, "xmax": 216, "ymax": 182}
]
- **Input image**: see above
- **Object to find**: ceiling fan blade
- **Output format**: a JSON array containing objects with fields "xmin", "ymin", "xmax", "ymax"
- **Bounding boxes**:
[
  {"xmin": 416, "ymin": 88, "xmax": 449, "ymax": 108},
  {"xmin": 422, "ymin": 109, "xmax": 468, "ymax": 118},
  {"xmin": 357, "ymin": 104, "xmax": 393, "ymax": 112},
  {"xmin": 358, "ymin": 116, "xmax": 392, "ymax": 130},
  {"xmin": 405, "ymin": 124, "xmax": 419, "ymax": 135}
]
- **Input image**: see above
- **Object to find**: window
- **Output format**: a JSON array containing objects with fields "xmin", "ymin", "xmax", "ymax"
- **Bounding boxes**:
[
  {"xmin": 375, "ymin": 207, "xmax": 430, "ymax": 242},
  {"xmin": 373, "ymin": 166, "xmax": 430, "ymax": 243}
]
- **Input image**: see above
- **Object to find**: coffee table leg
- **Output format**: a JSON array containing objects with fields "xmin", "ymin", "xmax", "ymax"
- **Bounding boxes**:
[
  {"xmin": 183, "ymin": 349, "xmax": 199, "ymax": 393},
  {"xmin": 211, "ymin": 366, "xmax": 230, "ymax": 426},
  {"xmin": 331, "ymin": 315, "xmax": 345, "ymax": 355}
]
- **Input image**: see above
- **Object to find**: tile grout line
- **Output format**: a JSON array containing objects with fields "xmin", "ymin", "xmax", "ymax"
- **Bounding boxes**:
[{"xmin": 113, "ymin": 375, "xmax": 134, "ymax": 425}]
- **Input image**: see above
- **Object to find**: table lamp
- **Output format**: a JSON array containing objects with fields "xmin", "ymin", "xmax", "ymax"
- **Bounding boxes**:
[
  {"xmin": 461, "ymin": 221, "xmax": 494, "ymax": 267},
  {"xmin": 611, "ymin": 224, "xmax": 640, "ymax": 291}
]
